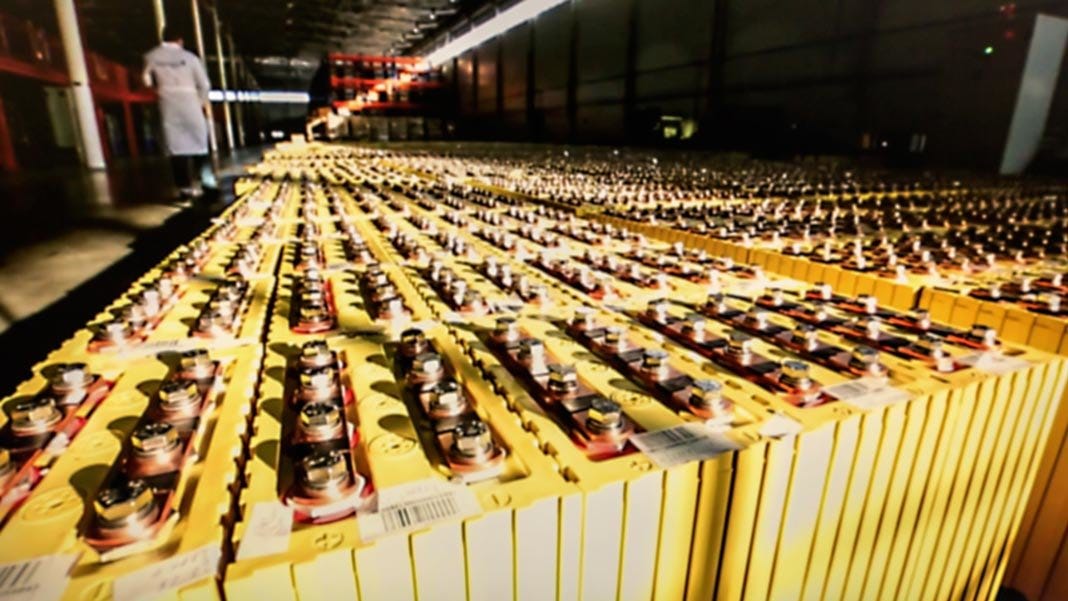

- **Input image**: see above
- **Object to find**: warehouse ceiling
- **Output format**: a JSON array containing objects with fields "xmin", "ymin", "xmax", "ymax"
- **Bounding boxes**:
[{"xmin": 3, "ymin": 0, "xmax": 485, "ymax": 89}]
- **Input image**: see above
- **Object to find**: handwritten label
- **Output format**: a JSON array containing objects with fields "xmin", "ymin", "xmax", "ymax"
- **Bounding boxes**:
[
  {"xmin": 824, "ymin": 377, "xmax": 911, "ymax": 410},
  {"xmin": 958, "ymin": 352, "xmax": 1031, "ymax": 375},
  {"xmin": 236, "ymin": 502, "xmax": 294, "ymax": 561},
  {"xmin": 113, "ymin": 545, "xmax": 220, "ymax": 601},
  {"xmin": 0, "ymin": 555, "xmax": 78, "ymax": 601},
  {"xmin": 117, "ymin": 336, "xmax": 259, "ymax": 359},
  {"xmin": 758, "ymin": 413, "xmax": 804, "ymax": 438}
]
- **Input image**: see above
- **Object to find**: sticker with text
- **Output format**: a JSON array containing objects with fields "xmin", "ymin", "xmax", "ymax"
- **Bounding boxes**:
[{"xmin": 631, "ymin": 423, "xmax": 742, "ymax": 469}]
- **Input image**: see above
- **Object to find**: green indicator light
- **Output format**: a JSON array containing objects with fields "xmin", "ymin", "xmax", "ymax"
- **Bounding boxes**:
[{"xmin": 984, "ymin": 46, "xmax": 995, "ymax": 55}]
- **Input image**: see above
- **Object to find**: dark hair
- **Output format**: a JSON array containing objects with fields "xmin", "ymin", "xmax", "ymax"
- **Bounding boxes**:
[{"xmin": 161, "ymin": 26, "xmax": 182, "ymax": 42}]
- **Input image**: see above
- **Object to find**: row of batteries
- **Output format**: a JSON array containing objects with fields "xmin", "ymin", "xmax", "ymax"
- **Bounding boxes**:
[{"xmin": 0, "ymin": 147, "xmax": 1064, "ymax": 601}]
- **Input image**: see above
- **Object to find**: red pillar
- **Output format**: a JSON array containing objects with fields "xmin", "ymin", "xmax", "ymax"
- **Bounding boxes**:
[
  {"xmin": 0, "ymin": 95, "xmax": 17, "ymax": 173},
  {"xmin": 122, "ymin": 101, "xmax": 139, "ymax": 159}
]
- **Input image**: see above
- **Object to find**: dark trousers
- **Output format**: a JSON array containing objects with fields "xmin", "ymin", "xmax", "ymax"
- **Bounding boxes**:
[{"xmin": 170, "ymin": 154, "xmax": 208, "ymax": 190}]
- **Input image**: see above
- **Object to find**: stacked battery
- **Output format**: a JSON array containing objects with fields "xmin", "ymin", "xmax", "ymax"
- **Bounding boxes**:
[
  {"xmin": 0, "ymin": 177, "xmax": 285, "ymax": 599},
  {"xmin": 0, "ymin": 143, "xmax": 1063, "ymax": 601}
]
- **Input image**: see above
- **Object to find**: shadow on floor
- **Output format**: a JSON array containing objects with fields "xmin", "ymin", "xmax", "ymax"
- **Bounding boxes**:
[
  {"xmin": 0, "ymin": 147, "xmax": 264, "ymax": 389},
  {"xmin": 0, "ymin": 203, "xmax": 220, "ymax": 391}
]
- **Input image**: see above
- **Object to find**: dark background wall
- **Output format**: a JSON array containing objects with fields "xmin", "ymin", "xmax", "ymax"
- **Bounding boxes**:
[{"xmin": 440, "ymin": 0, "xmax": 1068, "ymax": 170}]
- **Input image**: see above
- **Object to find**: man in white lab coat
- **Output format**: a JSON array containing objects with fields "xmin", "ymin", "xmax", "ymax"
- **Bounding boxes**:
[{"xmin": 143, "ymin": 27, "xmax": 216, "ymax": 199}]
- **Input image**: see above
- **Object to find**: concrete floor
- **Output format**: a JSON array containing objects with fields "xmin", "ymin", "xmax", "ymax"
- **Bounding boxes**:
[
  {"xmin": 0, "ymin": 149, "xmax": 262, "ymax": 390},
  {"xmin": 0, "ymin": 201, "xmax": 181, "ymax": 331}
]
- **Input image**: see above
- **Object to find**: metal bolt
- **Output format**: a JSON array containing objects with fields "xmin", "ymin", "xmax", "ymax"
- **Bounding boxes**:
[
  {"xmin": 571, "ymin": 307, "xmax": 595, "ymax": 330},
  {"xmin": 131, "ymin": 422, "xmax": 180, "ymax": 455},
  {"xmin": 861, "ymin": 317, "xmax": 881, "ymax": 340},
  {"xmin": 220, "ymin": 280, "xmax": 248, "ymax": 301},
  {"xmin": 850, "ymin": 345, "xmax": 881, "ymax": 374},
  {"xmin": 299, "ymin": 402, "xmax": 343, "ymax": 439},
  {"xmin": 780, "ymin": 360, "xmax": 813, "ymax": 390},
  {"xmin": 969, "ymin": 324, "xmax": 998, "ymax": 347},
  {"xmin": 9, "ymin": 397, "xmax": 62, "ymax": 434},
  {"xmin": 139, "ymin": 288, "xmax": 162, "ymax": 315},
  {"xmin": 641, "ymin": 349, "xmax": 669, "ymax": 375},
  {"xmin": 792, "ymin": 323, "xmax": 818, "ymax": 350},
  {"xmin": 430, "ymin": 380, "xmax": 465, "ymax": 414},
  {"xmin": 400, "ymin": 328, "xmax": 428, "ymax": 357},
  {"xmin": 747, "ymin": 308, "xmax": 769, "ymax": 330},
  {"xmin": 94, "ymin": 479, "xmax": 155, "ymax": 524},
  {"xmin": 385, "ymin": 297, "xmax": 405, "ymax": 317},
  {"xmin": 682, "ymin": 314, "xmax": 707, "ymax": 340},
  {"xmin": 586, "ymin": 397, "xmax": 623, "ymax": 432},
  {"xmin": 159, "ymin": 379, "xmax": 199, "ymax": 410},
  {"xmin": 917, "ymin": 333, "xmax": 945, "ymax": 357},
  {"xmin": 51, "ymin": 363, "xmax": 91, "ymax": 390},
  {"xmin": 300, "ymin": 341, "xmax": 334, "ymax": 367},
  {"xmin": 412, "ymin": 353, "xmax": 443, "ymax": 377},
  {"xmin": 453, "ymin": 418, "xmax": 493, "ymax": 458},
  {"xmin": 494, "ymin": 317, "xmax": 519, "ymax": 342},
  {"xmin": 301, "ymin": 450, "xmax": 350, "ymax": 490},
  {"xmin": 179, "ymin": 349, "xmax": 214, "ymax": 379},
  {"xmin": 547, "ymin": 363, "xmax": 578, "ymax": 393},
  {"xmin": 706, "ymin": 293, "xmax": 728, "ymax": 314},
  {"xmin": 300, "ymin": 301, "xmax": 329, "ymax": 324},
  {"xmin": 604, "ymin": 327, "xmax": 625, "ymax": 351},
  {"xmin": 728, "ymin": 331, "xmax": 753, "ymax": 359},
  {"xmin": 647, "ymin": 300, "xmax": 669, "ymax": 322},
  {"xmin": 858, "ymin": 294, "xmax": 878, "ymax": 314},
  {"xmin": 912, "ymin": 310, "xmax": 931, "ymax": 329},
  {"xmin": 690, "ymin": 379, "xmax": 724, "ymax": 410},
  {"xmin": 300, "ymin": 366, "xmax": 337, "ymax": 392}
]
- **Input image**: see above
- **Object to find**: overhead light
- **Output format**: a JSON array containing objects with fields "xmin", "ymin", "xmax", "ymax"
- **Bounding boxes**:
[
  {"xmin": 425, "ymin": 0, "xmax": 568, "ymax": 65},
  {"xmin": 208, "ymin": 90, "xmax": 308, "ymax": 104}
]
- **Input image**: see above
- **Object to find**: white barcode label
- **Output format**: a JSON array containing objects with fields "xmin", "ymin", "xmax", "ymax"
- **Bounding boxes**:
[
  {"xmin": 236, "ymin": 502, "xmax": 293, "ymax": 561},
  {"xmin": 824, "ymin": 378, "xmax": 911, "ymax": 410},
  {"xmin": 381, "ymin": 494, "xmax": 460, "ymax": 530},
  {"xmin": 958, "ymin": 352, "xmax": 1031, "ymax": 375},
  {"xmin": 358, "ymin": 480, "xmax": 480, "ymax": 541},
  {"xmin": 0, "ymin": 555, "xmax": 78, "ymax": 601},
  {"xmin": 758, "ymin": 413, "xmax": 804, "ymax": 438},
  {"xmin": 113, "ymin": 545, "xmax": 220, "ymax": 601},
  {"xmin": 631, "ymin": 423, "xmax": 741, "ymax": 469}
]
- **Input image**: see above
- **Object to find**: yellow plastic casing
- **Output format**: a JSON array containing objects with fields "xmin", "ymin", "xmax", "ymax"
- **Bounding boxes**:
[
  {"xmin": 227, "ymin": 332, "xmax": 577, "ymax": 601},
  {"xmin": 461, "ymin": 311, "xmax": 768, "ymax": 601},
  {"xmin": 0, "ymin": 345, "xmax": 263, "ymax": 601}
]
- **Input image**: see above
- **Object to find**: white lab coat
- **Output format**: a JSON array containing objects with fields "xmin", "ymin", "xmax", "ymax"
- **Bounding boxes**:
[{"xmin": 143, "ymin": 42, "xmax": 211, "ymax": 156}]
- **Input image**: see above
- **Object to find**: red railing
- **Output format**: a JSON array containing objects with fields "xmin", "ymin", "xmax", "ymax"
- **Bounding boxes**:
[
  {"xmin": 0, "ymin": 11, "xmax": 154, "ymax": 104},
  {"xmin": 0, "ymin": 13, "xmax": 68, "ymax": 85},
  {"xmin": 329, "ymin": 76, "xmax": 444, "ymax": 90},
  {"xmin": 87, "ymin": 53, "xmax": 155, "ymax": 103}
]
